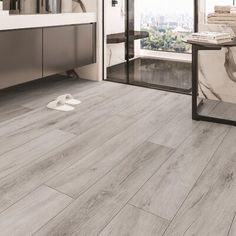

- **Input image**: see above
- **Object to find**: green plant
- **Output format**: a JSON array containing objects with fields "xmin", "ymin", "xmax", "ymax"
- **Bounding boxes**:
[{"xmin": 141, "ymin": 27, "xmax": 192, "ymax": 53}]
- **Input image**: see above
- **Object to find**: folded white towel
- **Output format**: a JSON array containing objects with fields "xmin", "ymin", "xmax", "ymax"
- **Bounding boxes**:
[
  {"xmin": 231, "ymin": 7, "xmax": 236, "ymax": 13},
  {"xmin": 191, "ymin": 32, "xmax": 232, "ymax": 40},
  {"xmin": 214, "ymin": 5, "xmax": 232, "ymax": 13},
  {"xmin": 208, "ymin": 13, "xmax": 236, "ymax": 18},
  {"xmin": 208, "ymin": 17, "xmax": 236, "ymax": 22},
  {"xmin": 207, "ymin": 20, "xmax": 236, "ymax": 25}
]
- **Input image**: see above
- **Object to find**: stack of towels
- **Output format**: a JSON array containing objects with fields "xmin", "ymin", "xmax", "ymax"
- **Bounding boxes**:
[
  {"xmin": 187, "ymin": 31, "xmax": 233, "ymax": 44},
  {"xmin": 208, "ymin": 5, "xmax": 236, "ymax": 24}
]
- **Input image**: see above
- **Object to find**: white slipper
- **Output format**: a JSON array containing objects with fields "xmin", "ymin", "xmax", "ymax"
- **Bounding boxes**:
[
  {"xmin": 57, "ymin": 94, "xmax": 81, "ymax": 105},
  {"xmin": 47, "ymin": 100, "xmax": 74, "ymax": 112}
]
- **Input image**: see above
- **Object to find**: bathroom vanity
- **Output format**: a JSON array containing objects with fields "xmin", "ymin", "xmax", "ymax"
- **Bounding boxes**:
[{"xmin": 0, "ymin": 13, "xmax": 97, "ymax": 89}]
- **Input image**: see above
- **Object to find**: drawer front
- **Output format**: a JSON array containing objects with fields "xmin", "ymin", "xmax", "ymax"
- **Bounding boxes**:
[
  {"xmin": 75, "ymin": 23, "xmax": 96, "ymax": 67},
  {"xmin": 0, "ymin": 29, "xmax": 43, "ymax": 89},
  {"xmin": 43, "ymin": 23, "xmax": 96, "ymax": 77}
]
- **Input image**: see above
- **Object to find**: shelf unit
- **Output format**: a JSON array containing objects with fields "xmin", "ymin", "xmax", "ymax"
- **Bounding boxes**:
[{"xmin": 191, "ymin": 0, "xmax": 236, "ymax": 126}]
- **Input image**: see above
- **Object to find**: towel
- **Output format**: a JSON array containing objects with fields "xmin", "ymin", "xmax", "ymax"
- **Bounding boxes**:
[
  {"xmin": 214, "ymin": 5, "xmax": 232, "ymax": 13},
  {"xmin": 231, "ymin": 7, "xmax": 236, "ymax": 13},
  {"xmin": 207, "ymin": 20, "xmax": 236, "ymax": 25},
  {"xmin": 208, "ymin": 16, "xmax": 236, "ymax": 21},
  {"xmin": 208, "ymin": 13, "xmax": 236, "ymax": 18}
]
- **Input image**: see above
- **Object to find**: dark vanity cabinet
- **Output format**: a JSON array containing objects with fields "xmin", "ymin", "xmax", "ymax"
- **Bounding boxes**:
[
  {"xmin": 0, "ymin": 29, "xmax": 43, "ymax": 89},
  {"xmin": 43, "ymin": 24, "xmax": 96, "ymax": 77},
  {"xmin": 0, "ymin": 23, "xmax": 96, "ymax": 89}
]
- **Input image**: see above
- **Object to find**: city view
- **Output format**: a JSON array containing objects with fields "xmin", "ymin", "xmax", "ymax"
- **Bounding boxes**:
[{"xmin": 138, "ymin": 0, "xmax": 193, "ymax": 53}]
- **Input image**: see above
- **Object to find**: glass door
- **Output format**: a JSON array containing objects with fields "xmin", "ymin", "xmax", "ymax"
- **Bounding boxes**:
[
  {"xmin": 105, "ymin": 0, "xmax": 129, "ymax": 83},
  {"xmin": 104, "ymin": 0, "xmax": 194, "ymax": 94},
  {"xmin": 127, "ymin": 0, "xmax": 193, "ymax": 93}
]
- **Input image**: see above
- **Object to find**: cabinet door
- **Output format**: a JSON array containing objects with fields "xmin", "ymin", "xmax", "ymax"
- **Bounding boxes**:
[
  {"xmin": 0, "ymin": 29, "xmax": 43, "ymax": 89},
  {"xmin": 75, "ymin": 23, "xmax": 96, "ymax": 67},
  {"xmin": 43, "ymin": 25, "xmax": 77, "ymax": 77},
  {"xmin": 43, "ymin": 24, "xmax": 96, "ymax": 77}
]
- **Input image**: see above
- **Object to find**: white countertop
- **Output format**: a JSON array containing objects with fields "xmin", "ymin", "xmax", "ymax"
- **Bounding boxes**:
[{"xmin": 0, "ymin": 12, "xmax": 96, "ymax": 31}]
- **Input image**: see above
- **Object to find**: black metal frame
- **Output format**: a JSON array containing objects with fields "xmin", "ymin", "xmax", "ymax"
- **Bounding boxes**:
[{"xmin": 192, "ymin": 0, "xmax": 236, "ymax": 126}]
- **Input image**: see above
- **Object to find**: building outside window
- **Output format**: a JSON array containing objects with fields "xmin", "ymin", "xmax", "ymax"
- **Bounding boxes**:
[
  {"xmin": 139, "ymin": 0, "xmax": 234, "ymax": 54},
  {"xmin": 139, "ymin": 0, "xmax": 193, "ymax": 54}
]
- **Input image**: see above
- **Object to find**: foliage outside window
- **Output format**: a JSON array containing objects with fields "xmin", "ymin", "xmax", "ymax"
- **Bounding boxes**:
[{"xmin": 139, "ymin": 0, "xmax": 193, "ymax": 53}]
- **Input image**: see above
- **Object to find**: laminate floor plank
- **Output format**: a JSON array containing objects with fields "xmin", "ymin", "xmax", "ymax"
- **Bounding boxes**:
[
  {"xmin": 46, "ymin": 95, "xmax": 185, "ymax": 199},
  {"xmin": 0, "ymin": 115, "xmax": 134, "ymax": 213},
  {"xmin": 209, "ymin": 100, "xmax": 236, "ymax": 120},
  {"xmin": 148, "ymin": 97, "xmax": 219, "ymax": 149},
  {"xmin": 22, "ymin": 78, "xmax": 103, "ymax": 109},
  {"xmin": 198, "ymin": 98, "xmax": 219, "ymax": 116},
  {"xmin": 149, "ymin": 108, "xmax": 197, "ymax": 149},
  {"xmin": 0, "ymin": 82, "xmax": 133, "ymax": 155},
  {"xmin": 163, "ymin": 127, "xmax": 236, "ymax": 236},
  {"xmin": 0, "ymin": 79, "xmax": 234, "ymax": 236},
  {"xmin": 0, "ymin": 185, "xmax": 72, "ymax": 236},
  {"xmin": 0, "ymin": 94, "xmax": 106, "ymax": 155},
  {"xmin": 22, "ymin": 79, "xmax": 133, "ymax": 111},
  {"xmin": 130, "ymin": 122, "xmax": 229, "ymax": 220},
  {"xmin": 118, "ymin": 90, "xmax": 178, "ymax": 120},
  {"xmin": 228, "ymin": 213, "xmax": 236, "ymax": 236},
  {"xmin": 34, "ymin": 142, "xmax": 173, "ymax": 236},
  {"xmin": 0, "ymin": 104, "xmax": 32, "ymax": 123},
  {"xmin": 0, "ymin": 81, "xmax": 122, "ymax": 132},
  {"xmin": 0, "ymin": 129, "xmax": 75, "ymax": 179},
  {"xmin": 0, "ymin": 76, "xmax": 99, "ymax": 109},
  {"xmin": 59, "ymin": 84, "xmax": 163, "ymax": 135},
  {"xmin": 99, "ymin": 204, "xmax": 169, "ymax": 236}
]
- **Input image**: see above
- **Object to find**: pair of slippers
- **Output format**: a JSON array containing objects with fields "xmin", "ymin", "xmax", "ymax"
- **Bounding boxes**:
[{"xmin": 47, "ymin": 94, "xmax": 81, "ymax": 111}]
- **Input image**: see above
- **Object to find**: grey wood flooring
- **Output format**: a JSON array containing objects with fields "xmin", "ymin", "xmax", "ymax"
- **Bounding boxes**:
[{"xmin": 0, "ymin": 76, "xmax": 235, "ymax": 236}]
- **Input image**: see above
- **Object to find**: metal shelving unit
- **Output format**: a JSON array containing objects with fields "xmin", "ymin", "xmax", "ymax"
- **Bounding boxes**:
[{"xmin": 191, "ymin": 0, "xmax": 236, "ymax": 126}]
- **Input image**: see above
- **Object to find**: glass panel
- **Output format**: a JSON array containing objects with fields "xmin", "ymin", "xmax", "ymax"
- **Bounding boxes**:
[
  {"xmin": 127, "ymin": 0, "xmax": 192, "ymax": 93},
  {"xmin": 105, "ymin": 0, "xmax": 128, "ymax": 83},
  {"xmin": 137, "ymin": 0, "xmax": 193, "ymax": 53}
]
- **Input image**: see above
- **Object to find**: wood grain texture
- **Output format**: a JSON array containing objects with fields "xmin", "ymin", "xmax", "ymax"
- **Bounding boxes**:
[
  {"xmin": 0, "ymin": 129, "xmax": 75, "ymax": 179},
  {"xmin": 0, "ymin": 81, "xmax": 123, "ymax": 135},
  {"xmin": 228, "ymin": 213, "xmax": 236, "ymax": 236},
  {"xmin": 118, "ymin": 89, "xmax": 171, "ymax": 120},
  {"xmin": 46, "ymin": 95, "xmax": 185, "ymax": 199},
  {"xmin": 0, "ymin": 104, "xmax": 32, "ymax": 123},
  {"xmin": 0, "ymin": 77, "xmax": 100, "ymax": 110},
  {"xmin": 0, "ymin": 185, "xmax": 72, "ymax": 236},
  {"xmin": 149, "ymin": 97, "xmax": 219, "ymax": 149},
  {"xmin": 209, "ymin": 100, "xmax": 236, "ymax": 120},
  {"xmin": 0, "ymin": 78, "xmax": 234, "ymax": 236},
  {"xmin": 99, "ymin": 204, "xmax": 169, "ymax": 236},
  {"xmin": 35, "ymin": 142, "xmax": 173, "ymax": 236},
  {"xmin": 197, "ymin": 99, "xmax": 219, "ymax": 116},
  {"xmin": 0, "ymin": 81, "xmax": 122, "ymax": 137},
  {"xmin": 149, "ymin": 108, "xmax": 197, "ymax": 149},
  {"xmin": 59, "ymin": 84, "xmax": 160, "ymax": 135},
  {"xmin": 0, "ymin": 115, "xmax": 134, "ymax": 213},
  {"xmin": 164, "ymin": 127, "xmax": 236, "ymax": 236},
  {"xmin": 130, "ymin": 122, "xmax": 229, "ymax": 220},
  {"xmin": 0, "ymin": 82, "xmax": 129, "ymax": 155},
  {"xmin": 21, "ymin": 78, "xmax": 103, "ymax": 109}
]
